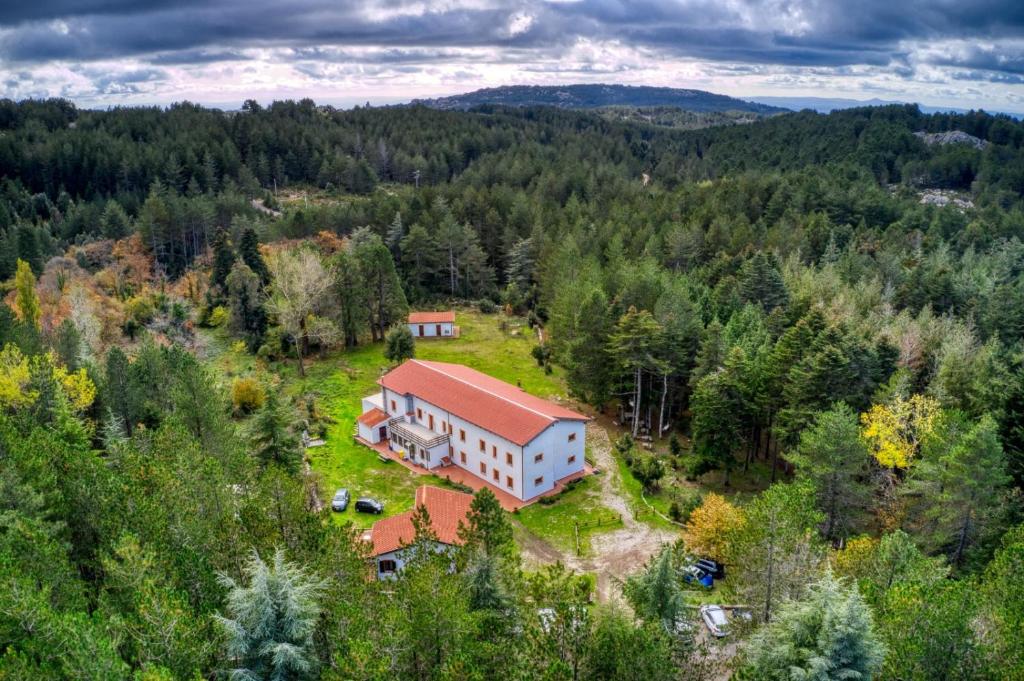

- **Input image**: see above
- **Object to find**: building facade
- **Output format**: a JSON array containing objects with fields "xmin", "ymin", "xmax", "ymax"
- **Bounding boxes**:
[
  {"xmin": 360, "ymin": 359, "xmax": 589, "ymax": 502},
  {"xmin": 407, "ymin": 311, "xmax": 456, "ymax": 338}
]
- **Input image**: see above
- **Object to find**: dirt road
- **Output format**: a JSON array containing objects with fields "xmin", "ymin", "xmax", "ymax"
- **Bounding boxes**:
[{"xmin": 518, "ymin": 422, "xmax": 678, "ymax": 603}]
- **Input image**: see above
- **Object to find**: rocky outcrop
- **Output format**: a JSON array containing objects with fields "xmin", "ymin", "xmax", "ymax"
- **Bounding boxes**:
[{"xmin": 914, "ymin": 130, "xmax": 989, "ymax": 150}]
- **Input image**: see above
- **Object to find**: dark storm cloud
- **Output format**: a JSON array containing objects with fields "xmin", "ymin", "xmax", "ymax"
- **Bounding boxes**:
[{"xmin": 1, "ymin": 0, "xmax": 1023, "ymax": 80}]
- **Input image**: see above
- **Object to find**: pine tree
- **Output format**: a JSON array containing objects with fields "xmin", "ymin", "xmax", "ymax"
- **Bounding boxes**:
[
  {"xmin": 788, "ymin": 403, "xmax": 872, "ymax": 540},
  {"xmin": 216, "ymin": 548, "xmax": 324, "ymax": 681},
  {"xmin": 238, "ymin": 227, "xmax": 270, "ymax": 286},
  {"xmin": 100, "ymin": 200, "xmax": 131, "ymax": 239},
  {"xmin": 623, "ymin": 545, "xmax": 687, "ymax": 629},
  {"xmin": 354, "ymin": 236, "xmax": 408, "ymax": 343},
  {"xmin": 14, "ymin": 259, "xmax": 40, "ymax": 330},
  {"xmin": 225, "ymin": 261, "xmax": 267, "ymax": 351},
  {"xmin": 742, "ymin": 571, "xmax": 884, "ymax": 680},
  {"xmin": 737, "ymin": 251, "xmax": 789, "ymax": 311},
  {"xmin": 210, "ymin": 230, "xmax": 235, "ymax": 293},
  {"xmin": 608, "ymin": 306, "xmax": 666, "ymax": 437},
  {"xmin": 250, "ymin": 389, "xmax": 302, "ymax": 472},
  {"xmin": 459, "ymin": 487, "xmax": 514, "ymax": 559},
  {"xmin": 332, "ymin": 249, "xmax": 369, "ymax": 347},
  {"xmin": 564, "ymin": 286, "xmax": 614, "ymax": 407}
]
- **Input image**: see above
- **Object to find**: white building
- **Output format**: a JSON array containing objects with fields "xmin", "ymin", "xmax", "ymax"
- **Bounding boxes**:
[
  {"xmin": 358, "ymin": 359, "xmax": 589, "ymax": 503},
  {"xmin": 407, "ymin": 311, "xmax": 456, "ymax": 338},
  {"xmin": 366, "ymin": 485, "xmax": 473, "ymax": 579}
]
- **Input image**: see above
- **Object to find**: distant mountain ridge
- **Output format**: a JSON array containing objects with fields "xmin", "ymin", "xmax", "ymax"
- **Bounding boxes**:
[
  {"xmin": 412, "ymin": 84, "xmax": 787, "ymax": 115},
  {"xmin": 749, "ymin": 95, "xmax": 1024, "ymax": 118}
]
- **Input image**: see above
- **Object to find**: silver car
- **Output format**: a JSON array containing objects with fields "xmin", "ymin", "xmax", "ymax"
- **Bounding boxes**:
[
  {"xmin": 331, "ymin": 488, "xmax": 350, "ymax": 512},
  {"xmin": 699, "ymin": 605, "xmax": 729, "ymax": 637}
]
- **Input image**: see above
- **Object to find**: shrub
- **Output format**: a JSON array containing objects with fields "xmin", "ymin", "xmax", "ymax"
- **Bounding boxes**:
[
  {"xmin": 478, "ymin": 299, "xmax": 497, "ymax": 314},
  {"xmin": 207, "ymin": 306, "xmax": 229, "ymax": 327},
  {"xmin": 232, "ymin": 377, "xmax": 266, "ymax": 415}
]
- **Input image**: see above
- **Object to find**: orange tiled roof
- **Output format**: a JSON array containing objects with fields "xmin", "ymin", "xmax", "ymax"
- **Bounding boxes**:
[
  {"xmin": 408, "ymin": 311, "xmax": 456, "ymax": 324},
  {"xmin": 378, "ymin": 360, "xmax": 588, "ymax": 446},
  {"xmin": 369, "ymin": 485, "xmax": 474, "ymax": 556},
  {"xmin": 357, "ymin": 407, "xmax": 389, "ymax": 427}
]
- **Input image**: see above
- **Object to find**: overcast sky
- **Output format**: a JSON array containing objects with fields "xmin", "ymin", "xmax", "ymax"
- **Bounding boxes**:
[{"xmin": 1, "ymin": 0, "xmax": 1022, "ymax": 111}]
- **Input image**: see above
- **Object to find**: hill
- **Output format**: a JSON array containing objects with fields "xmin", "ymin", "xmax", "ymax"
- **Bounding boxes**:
[{"xmin": 412, "ymin": 83, "xmax": 787, "ymax": 114}]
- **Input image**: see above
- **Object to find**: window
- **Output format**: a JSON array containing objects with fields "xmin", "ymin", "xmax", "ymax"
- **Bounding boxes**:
[
  {"xmin": 568, "ymin": 432, "xmax": 577, "ymax": 442},
  {"xmin": 424, "ymin": 451, "xmax": 431, "ymax": 462},
  {"xmin": 441, "ymin": 421, "xmax": 446, "ymax": 433},
  {"xmin": 379, "ymin": 559, "xmax": 397, "ymax": 574},
  {"xmin": 479, "ymin": 439, "xmax": 486, "ymax": 452},
  {"xmin": 506, "ymin": 476, "xmax": 514, "ymax": 489},
  {"xmin": 534, "ymin": 453, "xmax": 544, "ymax": 463},
  {"xmin": 534, "ymin": 476, "xmax": 544, "ymax": 487},
  {"xmin": 390, "ymin": 400, "xmax": 396, "ymax": 412},
  {"xmin": 428, "ymin": 414, "xmax": 434, "ymax": 430},
  {"xmin": 480, "ymin": 462, "xmax": 487, "ymax": 475},
  {"xmin": 449, "ymin": 445, "xmax": 453, "ymax": 456},
  {"xmin": 460, "ymin": 451, "xmax": 467, "ymax": 464},
  {"xmin": 448, "ymin": 423, "xmax": 453, "ymax": 434},
  {"xmin": 492, "ymin": 445, "xmax": 497, "ymax": 458},
  {"xmin": 506, "ymin": 452, "xmax": 513, "ymax": 465},
  {"xmin": 568, "ymin": 455, "xmax": 576, "ymax": 464},
  {"xmin": 417, "ymin": 407, "xmax": 422, "ymax": 420},
  {"xmin": 460, "ymin": 429, "xmax": 466, "ymax": 442},
  {"xmin": 492, "ymin": 469, "xmax": 499, "ymax": 482}
]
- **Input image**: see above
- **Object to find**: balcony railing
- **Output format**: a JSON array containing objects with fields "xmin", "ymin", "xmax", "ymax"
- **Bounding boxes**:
[{"xmin": 388, "ymin": 417, "xmax": 449, "ymax": 450}]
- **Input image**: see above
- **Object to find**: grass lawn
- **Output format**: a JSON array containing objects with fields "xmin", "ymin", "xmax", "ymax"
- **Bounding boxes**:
[
  {"xmin": 201, "ymin": 309, "xmax": 623, "ymax": 545},
  {"xmin": 515, "ymin": 474, "xmax": 624, "ymax": 555}
]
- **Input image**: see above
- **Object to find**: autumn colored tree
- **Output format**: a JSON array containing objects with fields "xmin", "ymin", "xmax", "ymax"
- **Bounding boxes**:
[
  {"xmin": 681, "ymin": 492, "xmax": 745, "ymax": 563},
  {"xmin": 860, "ymin": 393, "xmax": 940, "ymax": 469}
]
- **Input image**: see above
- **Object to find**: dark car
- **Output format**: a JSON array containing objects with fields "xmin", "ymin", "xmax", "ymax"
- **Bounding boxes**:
[
  {"xmin": 331, "ymin": 488, "xmax": 350, "ymax": 512},
  {"xmin": 355, "ymin": 497, "xmax": 384, "ymax": 514},
  {"xmin": 696, "ymin": 558, "xmax": 726, "ymax": 580}
]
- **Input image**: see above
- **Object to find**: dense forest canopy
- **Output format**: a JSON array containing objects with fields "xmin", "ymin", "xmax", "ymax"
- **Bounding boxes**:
[{"xmin": 2, "ymin": 96, "xmax": 1024, "ymax": 679}]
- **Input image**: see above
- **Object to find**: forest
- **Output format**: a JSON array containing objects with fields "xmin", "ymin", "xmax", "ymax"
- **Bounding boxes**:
[{"xmin": 1, "ymin": 96, "xmax": 1024, "ymax": 679}]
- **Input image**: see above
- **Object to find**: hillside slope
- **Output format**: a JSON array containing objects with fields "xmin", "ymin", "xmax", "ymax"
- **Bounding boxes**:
[{"xmin": 413, "ymin": 83, "xmax": 787, "ymax": 114}]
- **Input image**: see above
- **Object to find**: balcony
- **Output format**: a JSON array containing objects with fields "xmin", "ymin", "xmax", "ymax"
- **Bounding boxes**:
[{"xmin": 388, "ymin": 417, "xmax": 449, "ymax": 450}]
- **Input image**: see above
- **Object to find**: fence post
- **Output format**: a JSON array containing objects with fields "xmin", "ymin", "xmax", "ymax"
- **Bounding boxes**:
[{"xmin": 575, "ymin": 521, "xmax": 581, "ymax": 556}]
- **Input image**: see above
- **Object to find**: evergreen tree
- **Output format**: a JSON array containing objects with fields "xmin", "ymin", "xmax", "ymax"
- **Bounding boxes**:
[
  {"xmin": 100, "ymin": 200, "xmax": 131, "ymax": 239},
  {"xmin": 210, "ymin": 230, "xmax": 235, "ymax": 293},
  {"xmin": 332, "ymin": 249, "xmax": 369, "ymax": 347},
  {"xmin": 14, "ymin": 259, "xmax": 40, "ymax": 330},
  {"xmin": 742, "ymin": 571, "xmax": 884, "ymax": 680},
  {"xmin": 564, "ymin": 286, "xmax": 614, "ymax": 406},
  {"xmin": 225, "ymin": 261, "xmax": 267, "ymax": 351},
  {"xmin": 354, "ymin": 235, "xmax": 408, "ymax": 343},
  {"xmin": 250, "ymin": 389, "xmax": 302, "ymax": 472},
  {"xmin": 737, "ymin": 251, "xmax": 789, "ymax": 312},
  {"xmin": 624, "ymin": 544, "xmax": 688, "ymax": 630},
  {"xmin": 608, "ymin": 306, "xmax": 666, "ymax": 437},
  {"xmin": 217, "ymin": 548, "xmax": 324, "ymax": 681},
  {"xmin": 788, "ymin": 403, "xmax": 872, "ymax": 540},
  {"xmin": 238, "ymin": 227, "xmax": 270, "ymax": 287},
  {"xmin": 383, "ymin": 324, "xmax": 415, "ymax": 364}
]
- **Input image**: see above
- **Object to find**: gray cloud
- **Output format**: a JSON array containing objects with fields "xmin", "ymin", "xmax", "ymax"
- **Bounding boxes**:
[{"xmin": 1, "ymin": 0, "xmax": 1023, "ymax": 105}]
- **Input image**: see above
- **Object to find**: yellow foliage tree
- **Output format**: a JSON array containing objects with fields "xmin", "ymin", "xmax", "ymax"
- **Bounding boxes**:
[
  {"xmin": 831, "ymin": 536, "xmax": 879, "ymax": 580},
  {"xmin": 0, "ymin": 344, "xmax": 36, "ymax": 409},
  {"xmin": 681, "ymin": 492, "xmax": 745, "ymax": 563},
  {"xmin": 860, "ymin": 393, "xmax": 940, "ymax": 469},
  {"xmin": 53, "ymin": 364, "xmax": 98, "ymax": 411},
  {"xmin": 14, "ymin": 259, "xmax": 40, "ymax": 329}
]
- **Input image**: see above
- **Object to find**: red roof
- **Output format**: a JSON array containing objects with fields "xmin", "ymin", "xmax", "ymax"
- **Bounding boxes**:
[
  {"xmin": 369, "ymin": 485, "xmax": 474, "ymax": 556},
  {"xmin": 378, "ymin": 360, "xmax": 589, "ymax": 446},
  {"xmin": 357, "ymin": 408, "xmax": 389, "ymax": 427},
  {"xmin": 408, "ymin": 311, "xmax": 455, "ymax": 324}
]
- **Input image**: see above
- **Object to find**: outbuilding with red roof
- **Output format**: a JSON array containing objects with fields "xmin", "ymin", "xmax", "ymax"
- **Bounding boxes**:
[
  {"xmin": 407, "ymin": 311, "xmax": 456, "ymax": 338},
  {"xmin": 366, "ymin": 485, "xmax": 474, "ymax": 578}
]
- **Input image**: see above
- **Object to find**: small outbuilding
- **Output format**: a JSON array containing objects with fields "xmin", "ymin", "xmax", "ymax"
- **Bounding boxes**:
[
  {"xmin": 408, "ymin": 311, "xmax": 456, "ymax": 338},
  {"xmin": 357, "ymin": 407, "xmax": 390, "ymax": 444}
]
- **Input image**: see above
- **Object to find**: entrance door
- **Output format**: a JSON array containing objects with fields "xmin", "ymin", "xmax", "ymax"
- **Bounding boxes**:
[
  {"xmin": 378, "ymin": 426, "xmax": 387, "ymax": 440},
  {"xmin": 418, "ymin": 325, "xmax": 424, "ymax": 336},
  {"xmin": 435, "ymin": 324, "xmax": 442, "ymax": 336}
]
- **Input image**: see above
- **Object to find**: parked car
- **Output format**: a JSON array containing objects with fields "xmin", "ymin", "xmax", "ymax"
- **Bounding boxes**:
[
  {"xmin": 331, "ymin": 488, "xmax": 350, "ymax": 512},
  {"xmin": 700, "ymin": 605, "xmax": 729, "ymax": 637},
  {"xmin": 682, "ymin": 564, "xmax": 714, "ymax": 588},
  {"xmin": 696, "ymin": 558, "xmax": 726, "ymax": 580},
  {"xmin": 355, "ymin": 497, "xmax": 384, "ymax": 514}
]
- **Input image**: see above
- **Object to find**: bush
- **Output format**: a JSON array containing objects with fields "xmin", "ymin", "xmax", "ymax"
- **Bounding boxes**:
[
  {"xmin": 207, "ymin": 306, "xmax": 229, "ymax": 328},
  {"xmin": 478, "ymin": 299, "xmax": 497, "ymax": 314},
  {"xmin": 232, "ymin": 377, "xmax": 266, "ymax": 415}
]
